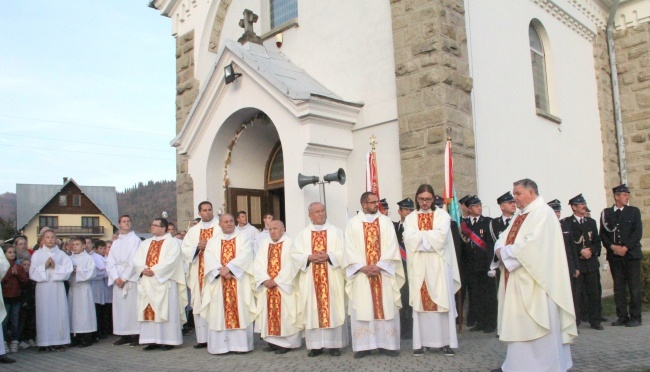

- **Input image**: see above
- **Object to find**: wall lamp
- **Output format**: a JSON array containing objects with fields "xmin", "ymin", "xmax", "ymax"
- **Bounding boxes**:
[{"xmin": 224, "ymin": 63, "xmax": 242, "ymax": 84}]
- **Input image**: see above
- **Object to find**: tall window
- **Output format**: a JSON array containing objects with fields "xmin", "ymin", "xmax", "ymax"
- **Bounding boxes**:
[
  {"xmin": 529, "ymin": 23, "xmax": 549, "ymax": 113},
  {"xmin": 59, "ymin": 195, "xmax": 67, "ymax": 206},
  {"xmin": 270, "ymin": 0, "xmax": 297, "ymax": 29},
  {"xmin": 82, "ymin": 217, "xmax": 99, "ymax": 227},
  {"xmin": 39, "ymin": 216, "xmax": 58, "ymax": 228},
  {"xmin": 73, "ymin": 194, "xmax": 81, "ymax": 207}
]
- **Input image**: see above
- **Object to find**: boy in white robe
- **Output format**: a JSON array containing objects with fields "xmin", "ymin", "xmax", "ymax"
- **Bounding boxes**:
[
  {"xmin": 91, "ymin": 240, "xmax": 111, "ymax": 339},
  {"xmin": 68, "ymin": 237, "xmax": 98, "ymax": 347},
  {"xmin": 29, "ymin": 230, "xmax": 74, "ymax": 351}
]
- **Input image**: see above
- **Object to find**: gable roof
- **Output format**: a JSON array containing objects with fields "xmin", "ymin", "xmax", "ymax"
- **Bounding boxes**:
[{"xmin": 16, "ymin": 179, "xmax": 118, "ymax": 229}]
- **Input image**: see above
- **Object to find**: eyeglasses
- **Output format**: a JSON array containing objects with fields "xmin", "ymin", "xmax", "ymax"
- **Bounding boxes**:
[
  {"xmin": 417, "ymin": 197, "xmax": 433, "ymax": 202},
  {"xmin": 364, "ymin": 200, "xmax": 379, "ymax": 204},
  {"xmin": 151, "ymin": 224, "xmax": 162, "ymax": 228}
]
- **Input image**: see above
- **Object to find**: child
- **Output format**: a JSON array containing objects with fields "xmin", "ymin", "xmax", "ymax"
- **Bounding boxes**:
[
  {"xmin": 18, "ymin": 259, "xmax": 36, "ymax": 349},
  {"xmin": 91, "ymin": 240, "xmax": 111, "ymax": 340},
  {"xmin": 1, "ymin": 246, "xmax": 28, "ymax": 354},
  {"xmin": 103, "ymin": 241, "xmax": 114, "ymax": 334},
  {"xmin": 29, "ymin": 229, "xmax": 73, "ymax": 351},
  {"xmin": 68, "ymin": 237, "xmax": 97, "ymax": 348}
]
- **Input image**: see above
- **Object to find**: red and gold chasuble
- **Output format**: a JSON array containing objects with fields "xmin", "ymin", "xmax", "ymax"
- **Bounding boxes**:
[
  {"xmin": 503, "ymin": 214, "xmax": 529, "ymax": 288},
  {"xmin": 417, "ymin": 213, "xmax": 438, "ymax": 311},
  {"xmin": 198, "ymin": 227, "xmax": 214, "ymax": 293},
  {"xmin": 311, "ymin": 230, "xmax": 330, "ymax": 328},
  {"xmin": 143, "ymin": 239, "xmax": 164, "ymax": 321},
  {"xmin": 267, "ymin": 242, "xmax": 283, "ymax": 336},
  {"xmin": 363, "ymin": 219, "xmax": 384, "ymax": 320},
  {"xmin": 220, "ymin": 239, "xmax": 240, "ymax": 329}
]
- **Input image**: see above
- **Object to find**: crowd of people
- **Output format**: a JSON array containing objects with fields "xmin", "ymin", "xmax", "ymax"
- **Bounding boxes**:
[{"xmin": 0, "ymin": 179, "xmax": 643, "ymax": 371}]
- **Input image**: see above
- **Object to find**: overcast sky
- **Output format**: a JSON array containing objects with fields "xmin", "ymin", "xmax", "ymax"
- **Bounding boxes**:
[{"xmin": 0, "ymin": 1, "xmax": 177, "ymax": 193}]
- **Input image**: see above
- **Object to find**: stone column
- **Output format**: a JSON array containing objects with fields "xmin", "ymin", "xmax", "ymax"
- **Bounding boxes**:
[
  {"xmin": 390, "ymin": 0, "xmax": 476, "ymax": 198},
  {"xmin": 176, "ymin": 30, "xmax": 200, "ymax": 229}
]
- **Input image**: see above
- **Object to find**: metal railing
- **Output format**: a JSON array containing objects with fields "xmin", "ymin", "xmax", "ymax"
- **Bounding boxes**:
[{"xmin": 38, "ymin": 226, "xmax": 105, "ymax": 235}]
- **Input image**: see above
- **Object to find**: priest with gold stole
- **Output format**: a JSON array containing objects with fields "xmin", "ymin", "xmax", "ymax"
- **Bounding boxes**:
[
  {"xmin": 134, "ymin": 218, "xmax": 187, "ymax": 350},
  {"xmin": 180, "ymin": 201, "xmax": 221, "ymax": 349},
  {"xmin": 292, "ymin": 202, "xmax": 348, "ymax": 357},
  {"xmin": 403, "ymin": 184, "xmax": 460, "ymax": 357},
  {"xmin": 254, "ymin": 220, "xmax": 302, "ymax": 354},
  {"xmin": 490, "ymin": 179, "xmax": 577, "ymax": 372},
  {"xmin": 199, "ymin": 214, "xmax": 256, "ymax": 354},
  {"xmin": 344, "ymin": 192, "xmax": 405, "ymax": 359}
]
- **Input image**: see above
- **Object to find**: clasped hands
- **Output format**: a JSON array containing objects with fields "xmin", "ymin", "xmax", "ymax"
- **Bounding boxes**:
[
  {"xmin": 360, "ymin": 265, "xmax": 381, "ymax": 277},
  {"xmin": 580, "ymin": 248, "xmax": 593, "ymax": 259},
  {"xmin": 142, "ymin": 268, "xmax": 155, "ymax": 277},
  {"xmin": 45, "ymin": 257, "xmax": 56, "ymax": 269},
  {"xmin": 610, "ymin": 244, "xmax": 628, "ymax": 256},
  {"xmin": 308, "ymin": 252, "xmax": 329, "ymax": 264},
  {"xmin": 219, "ymin": 266, "xmax": 234, "ymax": 280},
  {"xmin": 263, "ymin": 279, "xmax": 278, "ymax": 289}
]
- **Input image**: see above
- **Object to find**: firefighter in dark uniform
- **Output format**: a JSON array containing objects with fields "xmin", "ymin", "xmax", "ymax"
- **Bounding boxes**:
[
  {"xmin": 380, "ymin": 198, "xmax": 389, "ymax": 216},
  {"xmin": 457, "ymin": 194, "xmax": 474, "ymax": 326},
  {"xmin": 562, "ymin": 194, "xmax": 603, "ymax": 330},
  {"xmin": 600, "ymin": 184, "xmax": 643, "ymax": 327},
  {"xmin": 549, "ymin": 199, "xmax": 581, "ymax": 325},
  {"xmin": 394, "ymin": 197, "xmax": 414, "ymax": 338},
  {"xmin": 460, "ymin": 196, "xmax": 496, "ymax": 333},
  {"xmin": 489, "ymin": 192, "xmax": 516, "ymax": 242}
]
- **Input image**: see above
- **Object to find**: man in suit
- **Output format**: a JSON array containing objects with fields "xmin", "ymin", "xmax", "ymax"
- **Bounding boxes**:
[
  {"xmin": 394, "ymin": 198, "xmax": 414, "ymax": 339},
  {"xmin": 600, "ymin": 184, "xmax": 643, "ymax": 327},
  {"xmin": 461, "ymin": 196, "xmax": 496, "ymax": 333},
  {"xmin": 549, "ymin": 199, "xmax": 581, "ymax": 325}
]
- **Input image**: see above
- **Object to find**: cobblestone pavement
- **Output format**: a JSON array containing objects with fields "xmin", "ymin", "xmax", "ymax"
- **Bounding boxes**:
[{"xmin": 4, "ymin": 315, "xmax": 649, "ymax": 371}]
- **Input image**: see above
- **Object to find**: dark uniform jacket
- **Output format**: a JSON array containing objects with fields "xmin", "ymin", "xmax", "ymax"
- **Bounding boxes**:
[
  {"xmin": 561, "ymin": 215, "xmax": 601, "ymax": 272},
  {"xmin": 599, "ymin": 205, "xmax": 643, "ymax": 261},
  {"xmin": 461, "ymin": 216, "xmax": 494, "ymax": 273},
  {"xmin": 559, "ymin": 218, "xmax": 580, "ymax": 276},
  {"xmin": 489, "ymin": 216, "xmax": 511, "ymax": 243}
]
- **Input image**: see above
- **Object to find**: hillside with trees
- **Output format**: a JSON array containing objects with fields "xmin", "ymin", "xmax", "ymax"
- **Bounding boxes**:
[
  {"xmin": 0, "ymin": 192, "xmax": 17, "ymax": 240},
  {"xmin": 117, "ymin": 180, "xmax": 177, "ymax": 234}
]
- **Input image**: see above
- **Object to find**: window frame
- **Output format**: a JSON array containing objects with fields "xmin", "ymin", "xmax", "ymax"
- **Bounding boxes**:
[
  {"xmin": 59, "ymin": 195, "xmax": 67, "ymax": 206},
  {"xmin": 528, "ymin": 20, "xmax": 561, "ymax": 124},
  {"xmin": 39, "ymin": 216, "xmax": 59, "ymax": 228},
  {"xmin": 261, "ymin": 0, "xmax": 299, "ymax": 40},
  {"xmin": 73, "ymin": 194, "xmax": 81, "ymax": 207}
]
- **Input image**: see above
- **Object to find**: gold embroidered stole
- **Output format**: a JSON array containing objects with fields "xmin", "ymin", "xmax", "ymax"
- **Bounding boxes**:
[
  {"xmin": 311, "ymin": 230, "xmax": 330, "ymax": 328},
  {"xmin": 198, "ymin": 227, "xmax": 214, "ymax": 293},
  {"xmin": 503, "ymin": 214, "xmax": 529, "ymax": 288},
  {"xmin": 363, "ymin": 219, "xmax": 384, "ymax": 320},
  {"xmin": 417, "ymin": 213, "xmax": 438, "ymax": 311},
  {"xmin": 220, "ymin": 238, "xmax": 240, "ymax": 329},
  {"xmin": 267, "ymin": 242, "xmax": 283, "ymax": 336},
  {"xmin": 143, "ymin": 239, "xmax": 164, "ymax": 321}
]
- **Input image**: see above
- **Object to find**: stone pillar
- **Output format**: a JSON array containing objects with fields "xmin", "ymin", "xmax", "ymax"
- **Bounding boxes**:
[
  {"xmin": 595, "ymin": 23, "xmax": 650, "ymax": 249},
  {"xmin": 390, "ymin": 0, "xmax": 476, "ymax": 198},
  {"xmin": 176, "ymin": 30, "xmax": 200, "ymax": 229}
]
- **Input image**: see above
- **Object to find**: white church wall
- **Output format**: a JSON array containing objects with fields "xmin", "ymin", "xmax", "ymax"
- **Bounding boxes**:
[{"xmin": 466, "ymin": 0, "xmax": 607, "ymax": 219}]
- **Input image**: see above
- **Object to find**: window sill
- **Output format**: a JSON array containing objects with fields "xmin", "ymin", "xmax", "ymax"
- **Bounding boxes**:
[
  {"xmin": 261, "ymin": 19, "xmax": 299, "ymax": 41},
  {"xmin": 536, "ymin": 109, "xmax": 562, "ymax": 124}
]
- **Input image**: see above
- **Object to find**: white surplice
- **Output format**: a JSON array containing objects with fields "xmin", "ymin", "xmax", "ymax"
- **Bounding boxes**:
[
  {"xmin": 69, "ymin": 251, "xmax": 98, "ymax": 333},
  {"xmin": 403, "ymin": 208, "xmax": 461, "ymax": 349},
  {"xmin": 292, "ymin": 222, "xmax": 348, "ymax": 350},
  {"xmin": 106, "ymin": 231, "xmax": 141, "ymax": 335},
  {"xmin": 254, "ymin": 234, "xmax": 303, "ymax": 348},
  {"xmin": 90, "ymin": 251, "xmax": 110, "ymax": 304},
  {"xmin": 344, "ymin": 212, "xmax": 405, "ymax": 352},
  {"xmin": 237, "ymin": 223, "xmax": 260, "ymax": 255},
  {"xmin": 491, "ymin": 196, "xmax": 577, "ymax": 372},
  {"xmin": 134, "ymin": 233, "xmax": 187, "ymax": 345},
  {"xmin": 199, "ymin": 229, "xmax": 256, "ymax": 354},
  {"xmin": 29, "ymin": 246, "xmax": 73, "ymax": 347},
  {"xmin": 180, "ymin": 219, "xmax": 221, "ymax": 344},
  {"xmin": 0, "ymin": 248, "xmax": 10, "ymax": 355}
]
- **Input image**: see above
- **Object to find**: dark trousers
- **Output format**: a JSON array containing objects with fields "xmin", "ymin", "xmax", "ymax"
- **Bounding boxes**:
[
  {"xmin": 399, "ymin": 261, "xmax": 412, "ymax": 339},
  {"xmin": 576, "ymin": 269, "xmax": 602, "ymax": 325},
  {"xmin": 468, "ymin": 271, "xmax": 497, "ymax": 329},
  {"xmin": 19, "ymin": 306, "xmax": 36, "ymax": 342},
  {"xmin": 610, "ymin": 259, "xmax": 642, "ymax": 321},
  {"xmin": 95, "ymin": 303, "xmax": 111, "ymax": 337},
  {"xmin": 570, "ymin": 276, "xmax": 579, "ymax": 321}
]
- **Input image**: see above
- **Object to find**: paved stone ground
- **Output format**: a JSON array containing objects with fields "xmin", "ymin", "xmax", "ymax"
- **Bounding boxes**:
[{"xmin": 4, "ymin": 315, "xmax": 649, "ymax": 371}]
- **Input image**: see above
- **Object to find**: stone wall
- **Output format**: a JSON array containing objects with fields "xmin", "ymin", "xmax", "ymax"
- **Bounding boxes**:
[
  {"xmin": 595, "ymin": 23, "xmax": 650, "ymax": 249},
  {"xmin": 176, "ymin": 30, "xmax": 199, "ymax": 229},
  {"xmin": 390, "ymin": 0, "xmax": 476, "ymax": 198}
]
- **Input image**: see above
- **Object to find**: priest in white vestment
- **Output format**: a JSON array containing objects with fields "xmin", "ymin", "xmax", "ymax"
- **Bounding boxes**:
[
  {"xmin": 199, "ymin": 213, "xmax": 256, "ymax": 354},
  {"xmin": 292, "ymin": 202, "xmax": 348, "ymax": 357},
  {"xmin": 134, "ymin": 219, "xmax": 187, "ymax": 350},
  {"xmin": 29, "ymin": 230, "xmax": 74, "ymax": 350},
  {"xmin": 106, "ymin": 215, "xmax": 142, "ymax": 346},
  {"xmin": 236, "ymin": 211, "xmax": 260, "ymax": 253},
  {"xmin": 403, "ymin": 185, "xmax": 461, "ymax": 357},
  {"xmin": 68, "ymin": 237, "xmax": 98, "ymax": 347},
  {"xmin": 490, "ymin": 179, "xmax": 578, "ymax": 372},
  {"xmin": 344, "ymin": 192, "xmax": 405, "ymax": 359},
  {"xmin": 180, "ymin": 201, "xmax": 221, "ymax": 349},
  {"xmin": 0, "ymin": 242, "xmax": 16, "ymax": 363},
  {"xmin": 254, "ymin": 220, "xmax": 303, "ymax": 354}
]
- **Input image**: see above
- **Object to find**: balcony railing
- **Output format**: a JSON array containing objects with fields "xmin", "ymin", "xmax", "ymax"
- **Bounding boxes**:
[{"xmin": 38, "ymin": 226, "xmax": 105, "ymax": 235}]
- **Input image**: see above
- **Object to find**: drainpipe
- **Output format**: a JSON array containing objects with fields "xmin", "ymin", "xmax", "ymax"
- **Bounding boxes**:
[{"xmin": 606, "ymin": 0, "xmax": 627, "ymax": 185}]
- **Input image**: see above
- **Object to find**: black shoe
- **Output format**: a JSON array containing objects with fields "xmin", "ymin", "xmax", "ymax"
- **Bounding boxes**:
[
  {"xmin": 308, "ymin": 348, "xmax": 323, "ymax": 357},
  {"xmin": 612, "ymin": 317, "xmax": 629, "ymax": 326},
  {"xmin": 413, "ymin": 347, "xmax": 425, "ymax": 357},
  {"xmin": 600, "ymin": 317, "xmax": 608, "ymax": 322},
  {"xmin": 274, "ymin": 347, "xmax": 290, "ymax": 354},
  {"xmin": 78, "ymin": 341, "xmax": 93, "ymax": 348},
  {"xmin": 469, "ymin": 325, "xmax": 484, "ymax": 332},
  {"xmin": 483, "ymin": 326, "xmax": 496, "ymax": 333},
  {"xmin": 113, "ymin": 337, "xmax": 131, "ymax": 346},
  {"xmin": 55, "ymin": 345, "xmax": 67, "ymax": 352},
  {"xmin": 590, "ymin": 323, "xmax": 604, "ymax": 330},
  {"xmin": 378, "ymin": 348, "xmax": 398, "ymax": 357},
  {"xmin": 39, "ymin": 347, "xmax": 48, "ymax": 352},
  {"xmin": 626, "ymin": 319, "xmax": 641, "ymax": 327},
  {"xmin": 161, "ymin": 345, "xmax": 175, "ymax": 351},
  {"xmin": 263, "ymin": 343, "xmax": 277, "ymax": 352},
  {"xmin": 130, "ymin": 339, "xmax": 140, "ymax": 347},
  {"xmin": 440, "ymin": 346, "xmax": 455, "ymax": 356},
  {"xmin": 0, "ymin": 355, "xmax": 16, "ymax": 364},
  {"xmin": 354, "ymin": 350, "xmax": 371, "ymax": 359},
  {"xmin": 143, "ymin": 344, "xmax": 161, "ymax": 351},
  {"xmin": 193, "ymin": 343, "xmax": 207, "ymax": 349},
  {"xmin": 329, "ymin": 348, "xmax": 341, "ymax": 357}
]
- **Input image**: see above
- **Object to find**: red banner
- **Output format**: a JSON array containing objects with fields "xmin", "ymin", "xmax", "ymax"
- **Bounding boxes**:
[{"xmin": 366, "ymin": 151, "xmax": 384, "ymax": 213}]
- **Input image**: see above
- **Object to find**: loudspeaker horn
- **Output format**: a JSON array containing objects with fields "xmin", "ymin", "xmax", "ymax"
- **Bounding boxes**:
[
  {"xmin": 298, "ymin": 174, "xmax": 320, "ymax": 189},
  {"xmin": 323, "ymin": 168, "xmax": 346, "ymax": 185}
]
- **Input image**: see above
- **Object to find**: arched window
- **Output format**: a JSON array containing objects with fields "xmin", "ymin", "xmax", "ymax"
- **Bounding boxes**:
[
  {"xmin": 266, "ymin": 143, "xmax": 284, "ymax": 186},
  {"xmin": 529, "ymin": 23, "xmax": 549, "ymax": 113}
]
